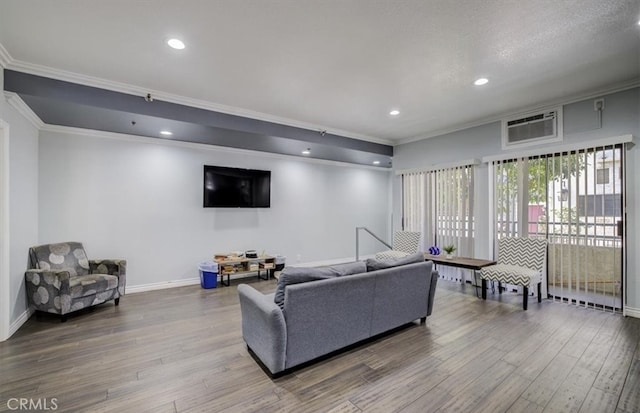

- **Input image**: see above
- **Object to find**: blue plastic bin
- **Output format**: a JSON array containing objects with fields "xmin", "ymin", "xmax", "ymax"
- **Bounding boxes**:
[{"xmin": 199, "ymin": 262, "xmax": 219, "ymax": 289}]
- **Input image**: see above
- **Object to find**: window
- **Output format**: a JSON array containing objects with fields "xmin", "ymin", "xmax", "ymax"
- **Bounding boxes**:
[
  {"xmin": 596, "ymin": 168, "xmax": 609, "ymax": 184},
  {"xmin": 577, "ymin": 194, "xmax": 621, "ymax": 217}
]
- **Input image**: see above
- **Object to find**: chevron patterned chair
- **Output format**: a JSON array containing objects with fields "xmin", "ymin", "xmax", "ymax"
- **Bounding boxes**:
[
  {"xmin": 480, "ymin": 237, "xmax": 547, "ymax": 310},
  {"xmin": 375, "ymin": 231, "xmax": 421, "ymax": 260}
]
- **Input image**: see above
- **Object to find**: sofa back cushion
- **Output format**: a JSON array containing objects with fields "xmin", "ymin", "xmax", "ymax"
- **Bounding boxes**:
[
  {"xmin": 365, "ymin": 252, "xmax": 424, "ymax": 271},
  {"xmin": 273, "ymin": 261, "xmax": 366, "ymax": 309},
  {"xmin": 369, "ymin": 261, "xmax": 433, "ymax": 336},
  {"xmin": 328, "ymin": 261, "xmax": 367, "ymax": 276},
  {"xmin": 28, "ymin": 242, "xmax": 90, "ymax": 276},
  {"xmin": 283, "ymin": 272, "xmax": 376, "ymax": 368}
]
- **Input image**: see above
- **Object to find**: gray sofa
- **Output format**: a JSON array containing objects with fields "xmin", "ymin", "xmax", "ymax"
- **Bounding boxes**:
[{"xmin": 238, "ymin": 257, "xmax": 438, "ymax": 375}]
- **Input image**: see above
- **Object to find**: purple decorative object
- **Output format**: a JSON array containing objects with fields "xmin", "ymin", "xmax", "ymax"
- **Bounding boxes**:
[{"xmin": 428, "ymin": 246, "xmax": 440, "ymax": 255}]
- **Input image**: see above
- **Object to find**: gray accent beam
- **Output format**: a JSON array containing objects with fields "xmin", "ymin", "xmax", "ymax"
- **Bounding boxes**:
[{"xmin": 4, "ymin": 69, "xmax": 393, "ymax": 162}]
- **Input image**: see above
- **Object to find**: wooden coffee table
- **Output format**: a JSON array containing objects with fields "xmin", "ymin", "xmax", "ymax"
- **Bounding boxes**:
[{"xmin": 424, "ymin": 254, "xmax": 496, "ymax": 296}]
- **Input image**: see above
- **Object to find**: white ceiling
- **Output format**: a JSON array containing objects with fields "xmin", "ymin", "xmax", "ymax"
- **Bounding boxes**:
[{"xmin": 0, "ymin": 0, "xmax": 639, "ymax": 144}]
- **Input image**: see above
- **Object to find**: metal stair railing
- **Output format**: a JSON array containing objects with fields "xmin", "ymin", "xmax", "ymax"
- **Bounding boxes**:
[{"xmin": 355, "ymin": 227, "xmax": 391, "ymax": 261}]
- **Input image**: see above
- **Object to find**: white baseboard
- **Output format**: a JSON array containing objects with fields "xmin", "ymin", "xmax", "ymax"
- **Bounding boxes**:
[
  {"xmin": 127, "ymin": 271, "xmax": 279, "ymax": 293},
  {"xmin": 8, "ymin": 307, "xmax": 34, "ymax": 338},
  {"xmin": 3, "ymin": 259, "xmax": 371, "ymax": 340},
  {"xmin": 126, "ymin": 256, "xmax": 374, "ymax": 294},
  {"xmin": 126, "ymin": 277, "xmax": 201, "ymax": 294},
  {"xmin": 624, "ymin": 306, "xmax": 640, "ymax": 318}
]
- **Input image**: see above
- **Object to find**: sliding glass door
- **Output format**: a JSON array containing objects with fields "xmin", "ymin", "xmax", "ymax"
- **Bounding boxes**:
[{"xmin": 493, "ymin": 145, "xmax": 623, "ymax": 311}]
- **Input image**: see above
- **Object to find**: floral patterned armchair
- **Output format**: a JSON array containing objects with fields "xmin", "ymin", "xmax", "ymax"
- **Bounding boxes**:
[{"xmin": 25, "ymin": 242, "xmax": 126, "ymax": 321}]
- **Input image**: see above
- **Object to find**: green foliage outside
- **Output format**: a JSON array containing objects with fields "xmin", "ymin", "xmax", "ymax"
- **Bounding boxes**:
[{"xmin": 496, "ymin": 154, "xmax": 587, "ymax": 233}]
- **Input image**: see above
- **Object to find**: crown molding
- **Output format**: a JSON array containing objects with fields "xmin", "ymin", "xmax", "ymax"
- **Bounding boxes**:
[
  {"xmin": 5, "ymin": 59, "xmax": 393, "ymax": 146},
  {"xmin": 40, "ymin": 124, "xmax": 392, "ymax": 172},
  {"xmin": 3, "ymin": 92, "xmax": 44, "ymax": 129},
  {"xmin": 396, "ymin": 78, "xmax": 640, "ymax": 146},
  {"xmin": 0, "ymin": 42, "xmax": 11, "ymax": 69}
]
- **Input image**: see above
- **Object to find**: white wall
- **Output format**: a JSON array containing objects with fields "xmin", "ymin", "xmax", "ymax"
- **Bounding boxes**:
[
  {"xmin": 0, "ymin": 67, "xmax": 7, "ymax": 339},
  {"xmin": 393, "ymin": 87, "xmax": 640, "ymax": 313},
  {"xmin": 0, "ymin": 91, "xmax": 39, "ymax": 328},
  {"xmin": 38, "ymin": 130, "xmax": 390, "ymax": 288}
]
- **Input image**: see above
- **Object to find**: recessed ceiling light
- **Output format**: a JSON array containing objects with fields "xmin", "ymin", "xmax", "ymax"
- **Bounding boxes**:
[
  {"xmin": 373, "ymin": 160, "xmax": 381, "ymax": 165},
  {"xmin": 160, "ymin": 130, "xmax": 173, "ymax": 136},
  {"xmin": 389, "ymin": 110, "xmax": 400, "ymax": 116},
  {"xmin": 474, "ymin": 78, "xmax": 489, "ymax": 86},
  {"xmin": 302, "ymin": 148, "xmax": 311, "ymax": 155},
  {"xmin": 167, "ymin": 38, "xmax": 185, "ymax": 50}
]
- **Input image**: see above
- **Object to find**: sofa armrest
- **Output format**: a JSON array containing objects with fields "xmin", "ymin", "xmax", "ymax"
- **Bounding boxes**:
[
  {"xmin": 24, "ymin": 269, "xmax": 71, "ymax": 314},
  {"xmin": 427, "ymin": 270, "xmax": 439, "ymax": 316},
  {"xmin": 237, "ymin": 284, "xmax": 287, "ymax": 375},
  {"xmin": 90, "ymin": 259, "xmax": 127, "ymax": 295}
]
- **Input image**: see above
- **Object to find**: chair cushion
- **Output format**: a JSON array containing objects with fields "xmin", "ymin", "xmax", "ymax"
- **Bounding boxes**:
[
  {"xmin": 69, "ymin": 274, "xmax": 119, "ymax": 298},
  {"xmin": 375, "ymin": 250, "xmax": 410, "ymax": 260},
  {"xmin": 366, "ymin": 252, "xmax": 424, "ymax": 271},
  {"xmin": 480, "ymin": 264, "xmax": 542, "ymax": 286}
]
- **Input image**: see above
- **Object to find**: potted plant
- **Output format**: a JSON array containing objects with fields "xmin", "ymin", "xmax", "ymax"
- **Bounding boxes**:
[{"xmin": 443, "ymin": 244, "xmax": 456, "ymax": 259}]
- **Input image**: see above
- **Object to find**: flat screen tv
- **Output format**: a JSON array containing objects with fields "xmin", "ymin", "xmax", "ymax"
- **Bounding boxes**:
[{"xmin": 203, "ymin": 165, "xmax": 271, "ymax": 208}]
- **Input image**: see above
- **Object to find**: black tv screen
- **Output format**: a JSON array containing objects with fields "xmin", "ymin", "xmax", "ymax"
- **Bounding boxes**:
[{"xmin": 203, "ymin": 165, "xmax": 271, "ymax": 208}]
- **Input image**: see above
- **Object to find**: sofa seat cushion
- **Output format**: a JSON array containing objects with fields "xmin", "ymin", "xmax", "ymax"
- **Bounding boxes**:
[
  {"xmin": 366, "ymin": 252, "xmax": 425, "ymax": 272},
  {"xmin": 273, "ymin": 261, "xmax": 366, "ymax": 309},
  {"xmin": 69, "ymin": 274, "xmax": 119, "ymax": 298}
]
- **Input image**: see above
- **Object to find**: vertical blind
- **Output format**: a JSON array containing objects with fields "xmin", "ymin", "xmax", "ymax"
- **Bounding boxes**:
[
  {"xmin": 402, "ymin": 165, "xmax": 475, "ymax": 258},
  {"xmin": 492, "ymin": 144, "xmax": 623, "ymax": 311}
]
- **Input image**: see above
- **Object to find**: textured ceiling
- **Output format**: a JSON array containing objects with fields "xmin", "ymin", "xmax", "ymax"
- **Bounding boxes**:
[{"xmin": 0, "ymin": 0, "xmax": 639, "ymax": 144}]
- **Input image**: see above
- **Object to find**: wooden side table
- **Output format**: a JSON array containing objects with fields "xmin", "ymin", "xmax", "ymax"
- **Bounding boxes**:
[{"xmin": 424, "ymin": 254, "xmax": 496, "ymax": 297}]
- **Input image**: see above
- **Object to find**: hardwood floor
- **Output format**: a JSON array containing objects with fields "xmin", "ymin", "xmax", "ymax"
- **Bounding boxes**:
[{"xmin": 1, "ymin": 278, "xmax": 638, "ymax": 413}]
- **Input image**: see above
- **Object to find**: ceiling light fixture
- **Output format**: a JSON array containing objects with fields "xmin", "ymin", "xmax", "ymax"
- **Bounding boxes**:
[
  {"xmin": 302, "ymin": 148, "xmax": 311, "ymax": 155},
  {"xmin": 373, "ymin": 160, "xmax": 381, "ymax": 165},
  {"xmin": 389, "ymin": 110, "xmax": 400, "ymax": 116},
  {"xmin": 160, "ymin": 130, "xmax": 173, "ymax": 136},
  {"xmin": 167, "ymin": 38, "xmax": 185, "ymax": 50},
  {"xmin": 474, "ymin": 78, "xmax": 489, "ymax": 86}
]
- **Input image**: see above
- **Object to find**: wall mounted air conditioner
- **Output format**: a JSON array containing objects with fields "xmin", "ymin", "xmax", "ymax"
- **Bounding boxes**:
[{"xmin": 501, "ymin": 107, "xmax": 563, "ymax": 149}]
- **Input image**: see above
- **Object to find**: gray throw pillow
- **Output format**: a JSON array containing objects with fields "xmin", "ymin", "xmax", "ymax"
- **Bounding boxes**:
[
  {"xmin": 273, "ymin": 261, "xmax": 367, "ymax": 309},
  {"xmin": 365, "ymin": 252, "xmax": 424, "ymax": 272}
]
